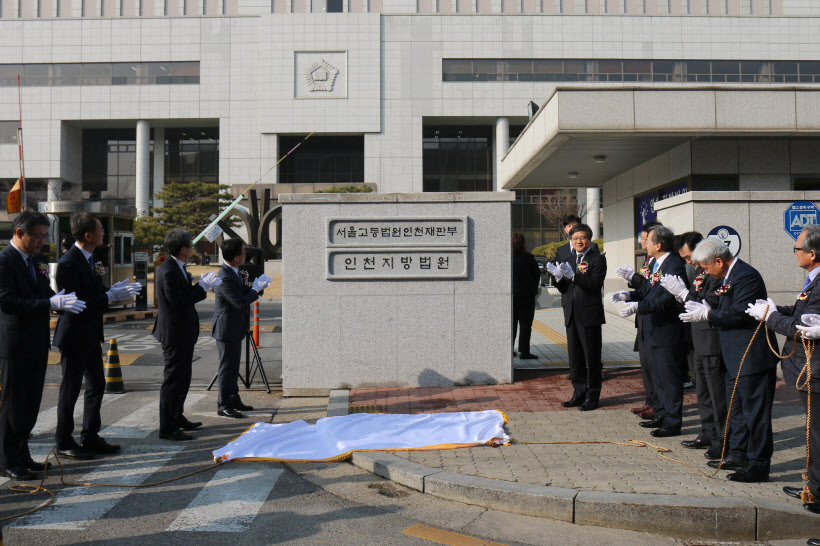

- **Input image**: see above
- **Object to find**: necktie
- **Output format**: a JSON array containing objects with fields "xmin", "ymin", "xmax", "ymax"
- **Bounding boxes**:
[
  {"xmin": 652, "ymin": 260, "xmax": 659, "ymax": 274},
  {"xmin": 26, "ymin": 257, "xmax": 36, "ymax": 281},
  {"xmin": 88, "ymin": 255, "xmax": 95, "ymax": 271},
  {"xmin": 803, "ymin": 276, "xmax": 812, "ymax": 292},
  {"xmin": 576, "ymin": 252, "xmax": 582, "ymax": 266}
]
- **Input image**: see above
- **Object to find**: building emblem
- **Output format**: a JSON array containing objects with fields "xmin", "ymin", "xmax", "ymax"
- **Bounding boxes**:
[{"xmin": 304, "ymin": 59, "xmax": 339, "ymax": 92}]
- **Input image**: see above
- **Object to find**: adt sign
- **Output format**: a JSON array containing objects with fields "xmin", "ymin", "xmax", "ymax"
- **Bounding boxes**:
[{"xmin": 784, "ymin": 201, "xmax": 820, "ymax": 240}]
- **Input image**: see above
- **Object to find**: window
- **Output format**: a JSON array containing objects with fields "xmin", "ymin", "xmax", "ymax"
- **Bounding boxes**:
[
  {"xmin": 278, "ymin": 135, "xmax": 363, "ymax": 184},
  {"xmin": 327, "ymin": 0, "xmax": 343, "ymax": 10},
  {"xmin": 0, "ymin": 121, "xmax": 17, "ymax": 145},
  {"xmin": 0, "ymin": 62, "xmax": 200, "ymax": 87}
]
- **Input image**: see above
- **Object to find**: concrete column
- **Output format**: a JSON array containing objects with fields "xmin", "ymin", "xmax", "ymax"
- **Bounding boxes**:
[
  {"xmin": 577, "ymin": 187, "xmax": 587, "ymax": 223},
  {"xmin": 494, "ymin": 117, "xmax": 509, "ymax": 192},
  {"xmin": 135, "ymin": 120, "xmax": 150, "ymax": 218},
  {"xmin": 586, "ymin": 187, "xmax": 600, "ymax": 240},
  {"xmin": 47, "ymin": 178, "xmax": 60, "ymax": 246},
  {"xmin": 152, "ymin": 127, "xmax": 165, "ymax": 211}
]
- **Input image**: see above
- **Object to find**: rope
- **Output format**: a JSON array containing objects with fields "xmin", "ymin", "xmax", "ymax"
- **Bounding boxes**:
[{"xmin": 0, "ymin": 450, "xmax": 222, "ymax": 523}]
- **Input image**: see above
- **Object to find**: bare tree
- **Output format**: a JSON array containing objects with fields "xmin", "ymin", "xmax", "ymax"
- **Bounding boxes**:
[{"xmin": 535, "ymin": 189, "xmax": 591, "ymax": 241}]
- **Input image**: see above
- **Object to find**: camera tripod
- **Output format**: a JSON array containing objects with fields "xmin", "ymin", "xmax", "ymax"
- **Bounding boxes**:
[{"xmin": 207, "ymin": 329, "xmax": 271, "ymax": 394}]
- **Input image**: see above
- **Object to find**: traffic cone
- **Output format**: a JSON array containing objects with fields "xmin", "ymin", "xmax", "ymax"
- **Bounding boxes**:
[{"xmin": 104, "ymin": 339, "xmax": 127, "ymax": 394}]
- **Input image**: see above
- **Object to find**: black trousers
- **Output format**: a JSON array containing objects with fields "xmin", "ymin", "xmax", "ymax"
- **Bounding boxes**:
[
  {"xmin": 0, "ymin": 355, "xmax": 47, "ymax": 468},
  {"xmin": 565, "ymin": 316, "xmax": 602, "ymax": 399},
  {"xmin": 798, "ymin": 389, "xmax": 819, "ymax": 497},
  {"xmin": 512, "ymin": 296, "xmax": 536, "ymax": 354},
  {"xmin": 636, "ymin": 329, "xmax": 658, "ymax": 409},
  {"xmin": 693, "ymin": 352, "xmax": 727, "ymax": 447},
  {"xmin": 647, "ymin": 344, "xmax": 685, "ymax": 431},
  {"xmin": 217, "ymin": 339, "xmax": 243, "ymax": 411},
  {"xmin": 159, "ymin": 341, "xmax": 195, "ymax": 434},
  {"xmin": 726, "ymin": 367, "xmax": 776, "ymax": 472},
  {"xmin": 56, "ymin": 342, "xmax": 105, "ymax": 448}
]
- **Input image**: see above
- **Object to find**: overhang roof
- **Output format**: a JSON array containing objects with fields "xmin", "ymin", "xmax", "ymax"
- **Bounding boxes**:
[{"xmin": 501, "ymin": 87, "xmax": 820, "ymax": 190}]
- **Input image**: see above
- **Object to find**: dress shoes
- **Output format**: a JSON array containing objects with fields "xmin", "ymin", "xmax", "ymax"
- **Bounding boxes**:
[
  {"xmin": 0, "ymin": 465, "xmax": 35, "ymax": 481},
  {"xmin": 217, "ymin": 408, "xmax": 245, "ymax": 419},
  {"xmin": 24, "ymin": 460, "xmax": 52, "ymax": 472},
  {"xmin": 579, "ymin": 398, "xmax": 599, "ymax": 411},
  {"xmin": 727, "ymin": 468, "xmax": 769, "ymax": 483},
  {"xmin": 807, "ymin": 538, "xmax": 820, "ymax": 546},
  {"xmin": 639, "ymin": 417, "xmax": 663, "ymax": 429},
  {"xmin": 82, "ymin": 436, "xmax": 121, "ymax": 455},
  {"xmin": 159, "ymin": 429, "xmax": 194, "ymax": 441},
  {"xmin": 631, "ymin": 404, "xmax": 650, "ymax": 415},
  {"xmin": 707, "ymin": 456, "xmax": 747, "ymax": 471},
  {"xmin": 637, "ymin": 407, "xmax": 656, "ymax": 420},
  {"xmin": 784, "ymin": 486, "xmax": 806, "ymax": 499},
  {"xmin": 804, "ymin": 502, "xmax": 820, "ymax": 515},
  {"xmin": 703, "ymin": 446, "xmax": 723, "ymax": 460},
  {"xmin": 651, "ymin": 427, "xmax": 681, "ymax": 438},
  {"xmin": 179, "ymin": 418, "xmax": 203, "ymax": 431},
  {"xmin": 56, "ymin": 445, "xmax": 94, "ymax": 460},
  {"xmin": 519, "ymin": 353, "xmax": 539, "ymax": 360},
  {"xmin": 561, "ymin": 393, "xmax": 586, "ymax": 408},
  {"xmin": 681, "ymin": 438, "xmax": 711, "ymax": 449},
  {"xmin": 233, "ymin": 402, "xmax": 254, "ymax": 412}
]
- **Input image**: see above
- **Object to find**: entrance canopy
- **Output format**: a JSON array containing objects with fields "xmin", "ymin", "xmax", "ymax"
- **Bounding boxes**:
[{"xmin": 501, "ymin": 88, "xmax": 820, "ymax": 190}]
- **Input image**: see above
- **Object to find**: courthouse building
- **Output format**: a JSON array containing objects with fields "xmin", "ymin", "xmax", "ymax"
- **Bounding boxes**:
[{"xmin": 1, "ymin": 0, "xmax": 820, "ymax": 300}]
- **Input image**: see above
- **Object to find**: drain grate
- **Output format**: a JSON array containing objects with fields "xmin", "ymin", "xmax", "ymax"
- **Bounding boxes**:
[{"xmin": 348, "ymin": 405, "xmax": 382, "ymax": 414}]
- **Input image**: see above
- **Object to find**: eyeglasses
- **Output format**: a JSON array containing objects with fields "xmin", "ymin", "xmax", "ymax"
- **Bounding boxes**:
[
  {"xmin": 571, "ymin": 236, "xmax": 589, "ymax": 242},
  {"xmin": 794, "ymin": 247, "xmax": 804, "ymax": 253},
  {"xmin": 26, "ymin": 232, "xmax": 49, "ymax": 242}
]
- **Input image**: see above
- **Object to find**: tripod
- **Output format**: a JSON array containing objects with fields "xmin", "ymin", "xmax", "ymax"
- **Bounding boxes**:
[{"xmin": 207, "ymin": 329, "xmax": 272, "ymax": 394}]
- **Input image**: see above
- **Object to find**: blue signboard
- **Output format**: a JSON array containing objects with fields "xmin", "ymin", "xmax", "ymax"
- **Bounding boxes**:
[
  {"xmin": 660, "ymin": 182, "xmax": 688, "ymax": 201},
  {"xmin": 784, "ymin": 201, "xmax": 820, "ymax": 240},
  {"xmin": 635, "ymin": 193, "xmax": 657, "ymax": 236},
  {"xmin": 707, "ymin": 225, "xmax": 741, "ymax": 257}
]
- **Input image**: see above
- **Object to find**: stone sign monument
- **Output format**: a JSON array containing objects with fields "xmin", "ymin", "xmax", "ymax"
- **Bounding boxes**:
[{"xmin": 280, "ymin": 192, "xmax": 515, "ymax": 396}]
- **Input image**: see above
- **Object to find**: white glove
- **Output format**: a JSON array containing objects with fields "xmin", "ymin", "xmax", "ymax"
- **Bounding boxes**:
[
  {"xmin": 559, "ymin": 262, "xmax": 574, "ymax": 280},
  {"xmin": 615, "ymin": 264, "xmax": 635, "ymax": 280},
  {"xmin": 680, "ymin": 300, "xmax": 711, "ymax": 322},
  {"xmin": 106, "ymin": 279, "xmax": 143, "ymax": 302},
  {"xmin": 660, "ymin": 274, "xmax": 689, "ymax": 301},
  {"xmin": 618, "ymin": 302, "xmax": 639, "ymax": 318},
  {"xmin": 610, "ymin": 290, "xmax": 630, "ymax": 303},
  {"xmin": 50, "ymin": 289, "xmax": 87, "ymax": 314},
  {"xmin": 251, "ymin": 274, "xmax": 272, "ymax": 292},
  {"xmin": 198, "ymin": 271, "xmax": 222, "ymax": 292},
  {"xmin": 796, "ymin": 314, "xmax": 820, "ymax": 339},
  {"xmin": 745, "ymin": 298, "xmax": 776, "ymax": 322},
  {"xmin": 546, "ymin": 263, "xmax": 563, "ymax": 282}
]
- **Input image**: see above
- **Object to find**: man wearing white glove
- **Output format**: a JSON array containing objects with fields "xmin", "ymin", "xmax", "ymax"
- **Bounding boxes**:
[
  {"xmin": 153, "ymin": 229, "xmax": 212, "ymax": 441},
  {"xmin": 212, "ymin": 238, "xmax": 263, "ymax": 419},
  {"xmin": 553, "ymin": 223, "xmax": 607, "ymax": 411},
  {"xmin": 760, "ymin": 226, "xmax": 820, "ymax": 511},
  {"xmin": 0, "ymin": 212, "xmax": 59, "ymax": 480},
  {"xmin": 625, "ymin": 226, "xmax": 689, "ymax": 438},
  {"xmin": 53, "ymin": 213, "xmax": 121, "ymax": 461},
  {"xmin": 689, "ymin": 238, "xmax": 778, "ymax": 483},
  {"xmin": 663, "ymin": 231, "xmax": 727, "ymax": 460}
]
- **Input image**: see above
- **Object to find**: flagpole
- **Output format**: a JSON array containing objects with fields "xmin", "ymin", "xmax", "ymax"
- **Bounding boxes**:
[{"xmin": 17, "ymin": 75, "xmax": 26, "ymax": 212}]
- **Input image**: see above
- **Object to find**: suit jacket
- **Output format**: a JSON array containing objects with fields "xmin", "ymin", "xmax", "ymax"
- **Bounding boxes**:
[
  {"xmin": 52, "ymin": 245, "xmax": 109, "ymax": 350},
  {"xmin": 0, "ymin": 245, "xmax": 54, "ymax": 360},
  {"xmin": 706, "ymin": 259, "xmax": 779, "ymax": 377},
  {"xmin": 555, "ymin": 246, "xmax": 606, "ymax": 327},
  {"xmin": 766, "ymin": 273, "xmax": 820, "ymax": 392},
  {"xmin": 629, "ymin": 252, "xmax": 689, "ymax": 350},
  {"xmin": 212, "ymin": 265, "xmax": 259, "ymax": 343},
  {"xmin": 685, "ymin": 270, "xmax": 722, "ymax": 356},
  {"xmin": 152, "ymin": 259, "xmax": 207, "ymax": 347}
]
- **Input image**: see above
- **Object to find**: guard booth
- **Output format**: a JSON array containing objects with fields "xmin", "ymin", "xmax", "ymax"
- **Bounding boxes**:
[{"xmin": 38, "ymin": 201, "xmax": 137, "ymax": 305}]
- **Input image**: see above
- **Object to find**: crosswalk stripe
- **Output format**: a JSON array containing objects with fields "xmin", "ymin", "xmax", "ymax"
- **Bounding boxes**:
[
  {"xmin": 31, "ymin": 393, "xmax": 120, "ymax": 437},
  {"xmin": 102, "ymin": 393, "xmax": 207, "ymax": 438},
  {"xmin": 9, "ymin": 445, "xmax": 183, "ymax": 530},
  {"xmin": 167, "ymin": 465, "xmax": 283, "ymax": 532}
]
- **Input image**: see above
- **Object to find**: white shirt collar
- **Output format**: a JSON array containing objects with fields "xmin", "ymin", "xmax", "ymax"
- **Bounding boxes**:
[
  {"xmin": 74, "ymin": 241, "xmax": 94, "ymax": 262},
  {"xmin": 9, "ymin": 240, "xmax": 32, "ymax": 261},
  {"xmin": 808, "ymin": 266, "xmax": 820, "ymax": 284},
  {"xmin": 723, "ymin": 258, "xmax": 738, "ymax": 285},
  {"xmin": 172, "ymin": 255, "xmax": 187, "ymax": 274},
  {"xmin": 228, "ymin": 264, "xmax": 240, "ymax": 276},
  {"xmin": 653, "ymin": 251, "xmax": 670, "ymax": 269}
]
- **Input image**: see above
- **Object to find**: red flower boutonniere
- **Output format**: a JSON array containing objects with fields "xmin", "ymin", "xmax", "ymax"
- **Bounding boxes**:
[
  {"xmin": 577, "ymin": 261, "xmax": 589, "ymax": 274},
  {"xmin": 715, "ymin": 283, "xmax": 732, "ymax": 296},
  {"xmin": 798, "ymin": 290, "xmax": 810, "ymax": 301},
  {"xmin": 650, "ymin": 271, "xmax": 663, "ymax": 286},
  {"xmin": 94, "ymin": 261, "xmax": 105, "ymax": 277},
  {"xmin": 36, "ymin": 262, "xmax": 49, "ymax": 278},
  {"xmin": 693, "ymin": 273, "xmax": 706, "ymax": 291},
  {"xmin": 241, "ymin": 270, "xmax": 250, "ymax": 286},
  {"xmin": 640, "ymin": 266, "xmax": 650, "ymax": 279}
]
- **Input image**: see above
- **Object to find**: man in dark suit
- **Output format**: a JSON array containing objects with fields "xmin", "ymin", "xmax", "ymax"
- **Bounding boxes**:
[
  {"xmin": 153, "ymin": 229, "xmax": 221, "ymax": 441},
  {"xmin": 683, "ymin": 238, "xmax": 779, "ymax": 482},
  {"xmin": 660, "ymin": 231, "xmax": 727, "ymax": 460},
  {"xmin": 547, "ymin": 223, "xmax": 607, "ymax": 411},
  {"xmin": 212, "ymin": 238, "xmax": 271, "ymax": 418},
  {"xmin": 614, "ymin": 226, "xmax": 689, "ymax": 437},
  {"xmin": 0, "ymin": 211, "xmax": 86, "ymax": 480},
  {"xmin": 751, "ymin": 225, "xmax": 820, "ymax": 508},
  {"xmin": 53, "ymin": 213, "xmax": 141, "ymax": 460}
]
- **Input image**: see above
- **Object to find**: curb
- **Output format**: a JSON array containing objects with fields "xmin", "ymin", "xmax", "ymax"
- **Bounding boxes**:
[{"xmin": 331, "ymin": 393, "xmax": 820, "ymax": 540}]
